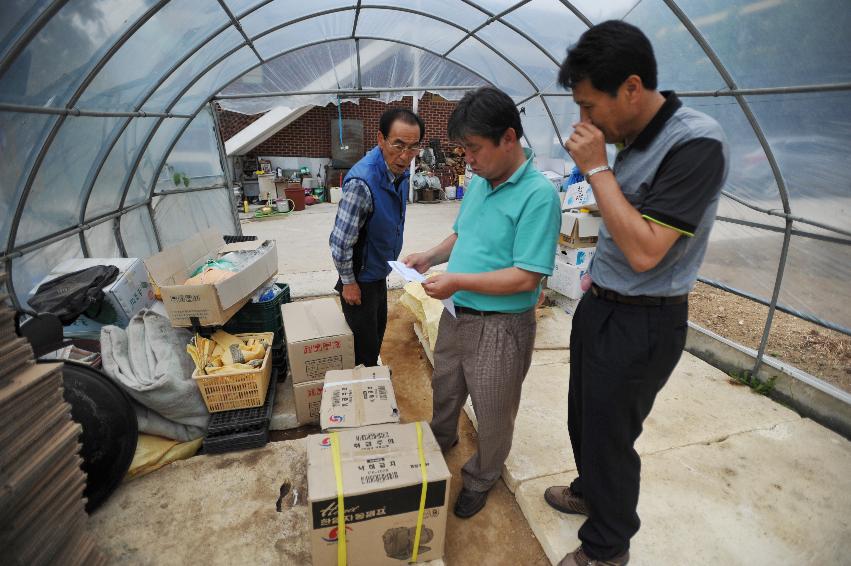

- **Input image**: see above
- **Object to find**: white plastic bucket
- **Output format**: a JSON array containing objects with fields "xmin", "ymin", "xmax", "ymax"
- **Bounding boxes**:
[{"xmin": 330, "ymin": 187, "xmax": 343, "ymax": 204}]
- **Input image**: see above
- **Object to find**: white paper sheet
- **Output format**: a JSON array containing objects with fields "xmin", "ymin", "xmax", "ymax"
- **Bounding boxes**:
[{"xmin": 388, "ymin": 261, "xmax": 456, "ymax": 317}]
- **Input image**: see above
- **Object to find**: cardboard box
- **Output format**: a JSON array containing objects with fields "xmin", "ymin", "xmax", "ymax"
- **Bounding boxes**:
[
  {"xmin": 144, "ymin": 228, "xmax": 278, "ymax": 327},
  {"xmin": 28, "ymin": 257, "xmax": 155, "ymax": 326},
  {"xmin": 320, "ymin": 366, "xmax": 399, "ymax": 431},
  {"xmin": 283, "ymin": 298, "xmax": 355, "ymax": 385},
  {"xmin": 541, "ymin": 170, "xmax": 564, "ymax": 191},
  {"xmin": 294, "ymin": 379, "xmax": 324, "ymax": 425},
  {"xmin": 560, "ymin": 210, "xmax": 602, "ymax": 248},
  {"xmin": 548, "ymin": 254, "xmax": 588, "ymax": 299},
  {"xmin": 557, "ymin": 245, "xmax": 595, "ymax": 268},
  {"xmin": 563, "ymin": 179, "xmax": 597, "ymax": 210},
  {"xmin": 307, "ymin": 422, "xmax": 450, "ymax": 566}
]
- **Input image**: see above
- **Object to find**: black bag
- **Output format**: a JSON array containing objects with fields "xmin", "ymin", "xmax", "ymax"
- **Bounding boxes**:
[{"xmin": 27, "ymin": 265, "xmax": 120, "ymax": 324}]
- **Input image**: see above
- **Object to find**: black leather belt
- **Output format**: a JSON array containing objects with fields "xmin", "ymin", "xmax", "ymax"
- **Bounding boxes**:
[
  {"xmin": 591, "ymin": 284, "xmax": 687, "ymax": 306},
  {"xmin": 455, "ymin": 305, "xmax": 505, "ymax": 316}
]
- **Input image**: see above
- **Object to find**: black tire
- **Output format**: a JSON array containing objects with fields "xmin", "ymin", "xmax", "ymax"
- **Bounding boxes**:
[{"xmin": 52, "ymin": 361, "xmax": 138, "ymax": 513}]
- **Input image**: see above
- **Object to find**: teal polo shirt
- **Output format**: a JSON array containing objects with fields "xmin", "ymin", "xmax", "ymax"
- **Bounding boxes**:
[{"xmin": 447, "ymin": 148, "xmax": 562, "ymax": 313}]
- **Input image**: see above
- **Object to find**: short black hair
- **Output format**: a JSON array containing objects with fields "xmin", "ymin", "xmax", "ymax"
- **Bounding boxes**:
[
  {"xmin": 558, "ymin": 20, "xmax": 658, "ymax": 96},
  {"xmin": 379, "ymin": 108, "xmax": 425, "ymax": 142},
  {"xmin": 447, "ymin": 86, "xmax": 523, "ymax": 146}
]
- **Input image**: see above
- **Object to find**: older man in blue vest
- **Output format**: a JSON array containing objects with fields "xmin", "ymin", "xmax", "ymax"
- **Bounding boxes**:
[{"xmin": 330, "ymin": 108, "xmax": 426, "ymax": 366}]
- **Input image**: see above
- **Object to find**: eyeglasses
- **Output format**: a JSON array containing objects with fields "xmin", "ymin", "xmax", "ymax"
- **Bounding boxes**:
[{"xmin": 387, "ymin": 141, "xmax": 423, "ymax": 154}]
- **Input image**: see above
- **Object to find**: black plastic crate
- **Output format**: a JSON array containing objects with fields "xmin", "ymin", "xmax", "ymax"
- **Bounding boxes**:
[
  {"xmin": 278, "ymin": 283, "xmax": 291, "ymax": 304},
  {"xmin": 223, "ymin": 235, "xmax": 258, "ymax": 244},
  {"xmin": 224, "ymin": 283, "xmax": 290, "ymax": 330},
  {"xmin": 203, "ymin": 417, "xmax": 273, "ymax": 452},
  {"xmin": 204, "ymin": 367, "xmax": 278, "ymax": 447},
  {"xmin": 224, "ymin": 312, "xmax": 282, "ymax": 334},
  {"xmin": 203, "ymin": 429, "xmax": 270, "ymax": 453},
  {"xmin": 272, "ymin": 345, "xmax": 285, "ymax": 357},
  {"xmin": 272, "ymin": 346, "xmax": 288, "ymax": 376}
]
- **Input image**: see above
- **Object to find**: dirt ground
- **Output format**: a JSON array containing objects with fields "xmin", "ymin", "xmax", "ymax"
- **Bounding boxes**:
[
  {"xmin": 272, "ymin": 290, "xmax": 550, "ymax": 566},
  {"xmin": 688, "ymin": 282, "xmax": 851, "ymax": 392}
]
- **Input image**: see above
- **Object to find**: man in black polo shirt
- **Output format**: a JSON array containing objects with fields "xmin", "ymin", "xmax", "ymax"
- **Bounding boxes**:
[{"xmin": 543, "ymin": 21, "xmax": 728, "ymax": 565}]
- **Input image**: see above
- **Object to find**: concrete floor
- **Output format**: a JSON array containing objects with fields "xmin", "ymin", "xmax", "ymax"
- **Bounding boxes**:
[
  {"xmin": 88, "ymin": 202, "xmax": 851, "ymax": 565},
  {"xmin": 466, "ymin": 342, "xmax": 851, "ymax": 564}
]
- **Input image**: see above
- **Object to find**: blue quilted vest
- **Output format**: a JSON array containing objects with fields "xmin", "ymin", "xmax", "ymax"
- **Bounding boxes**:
[{"xmin": 344, "ymin": 146, "xmax": 409, "ymax": 283}]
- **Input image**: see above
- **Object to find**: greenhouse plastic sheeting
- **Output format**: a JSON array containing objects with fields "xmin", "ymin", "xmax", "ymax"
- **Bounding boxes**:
[
  {"xmin": 12, "ymin": 235, "xmax": 84, "ymax": 309},
  {"xmin": 358, "ymin": 40, "xmax": 489, "ymax": 98},
  {"xmin": 254, "ymin": 11, "xmax": 354, "ymax": 61},
  {"xmin": 0, "ymin": 0, "xmax": 160, "ymax": 108},
  {"xmin": 152, "ymin": 189, "xmax": 236, "ymax": 250},
  {"xmin": 155, "ymin": 111, "xmax": 225, "ymax": 194},
  {"xmin": 120, "ymin": 206, "xmax": 159, "ymax": 260},
  {"xmin": 77, "ymin": 0, "xmax": 230, "ymax": 111},
  {"xmin": 87, "ymin": 118, "xmax": 161, "ymax": 220},
  {"xmin": 219, "ymin": 41, "xmax": 358, "ymax": 113},
  {"xmin": 0, "ymin": 0, "xmax": 849, "ymax": 352},
  {"xmin": 625, "ymin": 0, "xmax": 728, "ymax": 93},
  {"xmin": 142, "ymin": 27, "xmax": 245, "ymax": 114},
  {"xmin": 217, "ymin": 40, "xmax": 490, "ymax": 115},
  {"xmin": 17, "ymin": 116, "xmax": 124, "ymax": 246},
  {"xmin": 84, "ymin": 220, "xmax": 122, "ymax": 259},
  {"xmin": 125, "ymin": 118, "xmax": 190, "ymax": 208}
]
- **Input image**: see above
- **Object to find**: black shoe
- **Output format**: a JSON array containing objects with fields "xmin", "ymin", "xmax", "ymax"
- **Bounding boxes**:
[{"xmin": 453, "ymin": 487, "xmax": 489, "ymax": 518}]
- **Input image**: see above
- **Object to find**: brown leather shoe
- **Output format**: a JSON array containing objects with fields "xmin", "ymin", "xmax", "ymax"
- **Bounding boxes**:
[
  {"xmin": 544, "ymin": 485, "xmax": 588, "ymax": 516},
  {"xmin": 558, "ymin": 545, "xmax": 629, "ymax": 566}
]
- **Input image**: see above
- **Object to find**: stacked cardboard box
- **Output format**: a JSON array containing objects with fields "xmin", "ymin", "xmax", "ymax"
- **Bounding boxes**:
[
  {"xmin": 562, "ymin": 177, "xmax": 597, "ymax": 211},
  {"xmin": 282, "ymin": 298, "xmax": 355, "ymax": 425},
  {"xmin": 549, "ymin": 175, "xmax": 601, "ymax": 299},
  {"xmin": 320, "ymin": 366, "xmax": 400, "ymax": 431},
  {"xmin": 559, "ymin": 210, "xmax": 601, "ymax": 249},
  {"xmin": 554, "ymin": 181, "xmax": 598, "ymax": 300},
  {"xmin": 0, "ymin": 277, "xmax": 105, "ymax": 565},
  {"xmin": 145, "ymin": 228, "xmax": 279, "ymax": 327},
  {"xmin": 550, "ymin": 210, "xmax": 600, "ymax": 300},
  {"xmin": 307, "ymin": 422, "xmax": 450, "ymax": 566},
  {"xmin": 278, "ymin": 297, "xmax": 449, "ymax": 564}
]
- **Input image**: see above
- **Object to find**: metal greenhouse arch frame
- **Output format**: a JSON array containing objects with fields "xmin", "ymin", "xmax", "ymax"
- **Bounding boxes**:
[{"xmin": 0, "ymin": 0, "xmax": 849, "ymax": 383}]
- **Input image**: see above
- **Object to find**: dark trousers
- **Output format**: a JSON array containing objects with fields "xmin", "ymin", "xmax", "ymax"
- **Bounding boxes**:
[
  {"xmin": 338, "ymin": 279, "xmax": 388, "ymax": 367},
  {"xmin": 568, "ymin": 291, "xmax": 688, "ymax": 560}
]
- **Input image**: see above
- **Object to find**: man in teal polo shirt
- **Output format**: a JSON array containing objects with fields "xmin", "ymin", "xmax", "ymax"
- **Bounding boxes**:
[{"xmin": 404, "ymin": 86, "xmax": 561, "ymax": 518}]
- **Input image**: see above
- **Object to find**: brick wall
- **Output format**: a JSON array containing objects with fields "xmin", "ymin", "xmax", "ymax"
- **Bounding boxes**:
[{"xmin": 216, "ymin": 93, "xmax": 457, "ymax": 159}]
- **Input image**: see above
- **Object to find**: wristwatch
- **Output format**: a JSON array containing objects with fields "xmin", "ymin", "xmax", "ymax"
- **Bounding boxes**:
[{"xmin": 585, "ymin": 165, "xmax": 611, "ymax": 179}]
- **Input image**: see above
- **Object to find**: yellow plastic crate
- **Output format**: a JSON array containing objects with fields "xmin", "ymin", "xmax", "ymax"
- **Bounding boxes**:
[{"xmin": 191, "ymin": 332, "xmax": 274, "ymax": 413}]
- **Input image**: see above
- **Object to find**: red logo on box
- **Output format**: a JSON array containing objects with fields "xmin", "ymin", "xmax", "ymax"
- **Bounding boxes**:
[
  {"xmin": 321, "ymin": 526, "xmax": 353, "ymax": 543},
  {"xmin": 304, "ymin": 340, "xmax": 343, "ymax": 355}
]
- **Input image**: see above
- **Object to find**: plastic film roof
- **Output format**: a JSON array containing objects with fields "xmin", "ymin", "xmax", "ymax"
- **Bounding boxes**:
[{"xmin": 1, "ymin": 0, "xmax": 850, "ymax": 348}]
